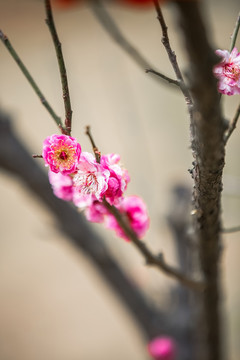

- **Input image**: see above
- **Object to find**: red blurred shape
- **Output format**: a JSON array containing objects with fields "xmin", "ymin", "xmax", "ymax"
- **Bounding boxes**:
[{"xmin": 52, "ymin": 0, "xmax": 81, "ymax": 9}]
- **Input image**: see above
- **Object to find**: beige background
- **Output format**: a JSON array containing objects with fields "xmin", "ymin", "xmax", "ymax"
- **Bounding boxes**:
[{"xmin": 0, "ymin": 0, "xmax": 240, "ymax": 359}]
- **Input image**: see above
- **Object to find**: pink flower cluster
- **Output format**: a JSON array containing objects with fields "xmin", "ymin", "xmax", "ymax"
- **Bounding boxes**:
[
  {"xmin": 42, "ymin": 134, "xmax": 149, "ymax": 241},
  {"xmin": 213, "ymin": 47, "xmax": 240, "ymax": 95},
  {"xmin": 148, "ymin": 337, "xmax": 176, "ymax": 360},
  {"xmin": 42, "ymin": 134, "xmax": 81, "ymax": 174}
]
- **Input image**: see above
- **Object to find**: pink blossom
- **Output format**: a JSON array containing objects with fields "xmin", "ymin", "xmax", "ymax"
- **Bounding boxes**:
[
  {"xmin": 101, "ymin": 154, "xmax": 130, "ymax": 205},
  {"xmin": 48, "ymin": 170, "xmax": 73, "ymax": 201},
  {"xmin": 213, "ymin": 47, "xmax": 240, "ymax": 95},
  {"xmin": 72, "ymin": 191, "xmax": 96, "ymax": 210},
  {"xmin": 106, "ymin": 195, "xmax": 149, "ymax": 241},
  {"xmin": 102, "ymin": 153, "xmax": 121, "ymax": 165},
  {"xmin": 73, "ymin": 152, "xmax": 110, "ymax": 206},
  {"xmin": 42, "ymin": 134, "xmax": 81, "ymax": 174},
  {"xmin": 85, "ymin": 200, "xmax": 107, "ymax": 223},
  {"xmin": 148, "ymin": 337, "xmax": 176, "ymax": 360}
]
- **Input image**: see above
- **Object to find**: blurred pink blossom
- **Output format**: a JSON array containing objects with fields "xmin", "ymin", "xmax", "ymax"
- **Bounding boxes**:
[
  {"xmin": 48, "ymin": 170, "xmax": 73, "ymax": 201},
  {"xmin": 213, "ymin": 47, "xmax": 240, "ymax": 95},
  {"xmin": 85, "ymin": 200, "xmax": 107, "ymax": 223},
  {"xmin": 73, "ymin": 152, "xmax": 110, "ymax": 205},
  {"xmin": 148, "ymin": 337, "xmax": 176, "ymax": 360},
  {"xmin": 72, "ymin": 192, "xmax": 95, "ymax": 210},
  {"xmin": 42, "ymin": 134, "xmax": 81, "ymax": 174},
  {"xmin": 106, "ymin": 195, "xmax": 149, "ymax": 241},
  {"xmin": 101, "ymin": 153, "xmax": 130, "ymax": 204}
]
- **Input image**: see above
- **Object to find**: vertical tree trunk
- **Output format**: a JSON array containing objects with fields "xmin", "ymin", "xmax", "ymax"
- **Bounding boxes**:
[{"xmin": 175, "ymin": 3, "xmax": 226, "ymax": 360}]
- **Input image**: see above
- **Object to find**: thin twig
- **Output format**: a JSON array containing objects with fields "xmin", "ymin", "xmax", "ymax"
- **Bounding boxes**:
[
  {"xmin": 0, "ymin": 29, "xmax": 63, "ymax": 131},
  {"xmin": 32, "ymin": 154, "xmax": 43, "ymax": 158},
  {"xmin": 222, "ymin": 225, "xmax": 240, "ymax": 234},
  {"xmin": 145, "ymin": 69, "xmax": 180, "ymax": 86},
  {"xmin": 85, "ymin": 126, "xmax": 101, "ymax": 163},
  {"xmin": 45, "ymin": 0, "xmax": 72, "ymax": 135},
  {"xmin": 153, "ymin": 0, "xmax": 193, "ymax": 109},
  {"xmin": 89, "ymin": 0, "xmax": 178, "ymax": 88},
  {"xmin": 230, "ymin": 12, "xmax": 240, "ymax": 52},
  {"xmin": 103, "ymin": 199, "xmax": 205, "ymax": 292},
  {"xmin": 224, "ymin": 102, "xmax": 240, "ymax": 144}
]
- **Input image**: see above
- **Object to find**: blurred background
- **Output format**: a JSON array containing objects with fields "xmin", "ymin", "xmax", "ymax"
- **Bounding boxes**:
[{"xmin": 0, "ymin": 0, "xmax": 240, "ymax": 359}]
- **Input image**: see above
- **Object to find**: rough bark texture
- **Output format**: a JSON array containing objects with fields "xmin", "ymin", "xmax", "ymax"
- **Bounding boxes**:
[{"xmin": 175, "ymin": 3, "xmax": 226, "ymax": 360}]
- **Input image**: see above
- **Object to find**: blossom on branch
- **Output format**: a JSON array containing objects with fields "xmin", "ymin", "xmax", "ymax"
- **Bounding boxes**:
[
  {"xmin": 213, "ymin": 47, "xmax": 240, "ymax": 95},
  {"xmin": 48, "ymin": 170, "xmax": 73, "ymax": 201},
  {"xmin": 73, "ymin": 152, "xmax": 110, "ymax": 204},
  {"xmin": 85, "ymin": 200, "xmax": 107, "ymax": 223},
  {"xmin": 148, "ymin": 336, "xmax": 176, "ymax": 360},
  {"xmin": 43, "ymin": 135, "xmax": 150, "ymax": 241},
  {"xmin": 101, "ymin": 153, "xmax": 130, "ymax": 205},
  {"xmin": 42, "ymin": 134, "xmax": 81, "ymax": 174},
  {"xmin": 106, "ymin": 195, "xmax": 149, "ymax": 241}
]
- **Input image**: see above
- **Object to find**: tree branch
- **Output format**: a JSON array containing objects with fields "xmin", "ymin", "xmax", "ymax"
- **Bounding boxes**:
[
  {"xmin": 224, "ymin": 102, "xmax": 240, "ymax": 145},
  {"xmin": 145, "ymin": 68, "xmax": 180, "ymax": 86},
  {"xmin": 0, "ymin": 111, "xmax": 168, "ymax": 340},
  {"xmin": 175, "ymin": 2, "xmax": 226, "ymax": 360},
  {"xmin": 85, "ymin": 125, "xmax": 101, "ymax": 163},
  {"xmin": 0, "ymin": 29, "xmax": 63, "ymax": 131},
  {"xmin": 85, "ymin": 126, "xmax": 204, "ymax": 291},
  {"xmin": 153, "ymin": 0, "xmax": 193, "ymax": 109},
  {"xmin": 230, "ymin": 11, "xmax": 240, "ymax": 52},
  {"xmin": 44, "ymin": 0, "xmax": 72, "ymax": 135},
  {"xmin": 166, "ymin": 185, "xmax": 198, "ymax": 360},
  {"xmin": 103, "ymin": 199, "xmax": 205, "ymax": 292},
  {"xmin": 88, "ymin": 0, "xmax": 178, "ymax": 88},
  {"xmin": 222, "ymin": 225, "xmax": 240, "ymax": 234}
]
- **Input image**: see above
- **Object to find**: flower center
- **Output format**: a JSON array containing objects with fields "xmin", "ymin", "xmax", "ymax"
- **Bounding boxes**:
[
  {"xmin": 224, "ymin": 63, "xmax": 240, "ymax": 80},
  {"xmin": 74, "ymin": 172, "xmax": 99, "ymax": 195},
  {"xmin": 59, "ymin": 151, "xmax": 68, "ymax": 160},
  {"xmin": 51, "ymin": 142, "xmax": 76, "ymax": 170}
]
